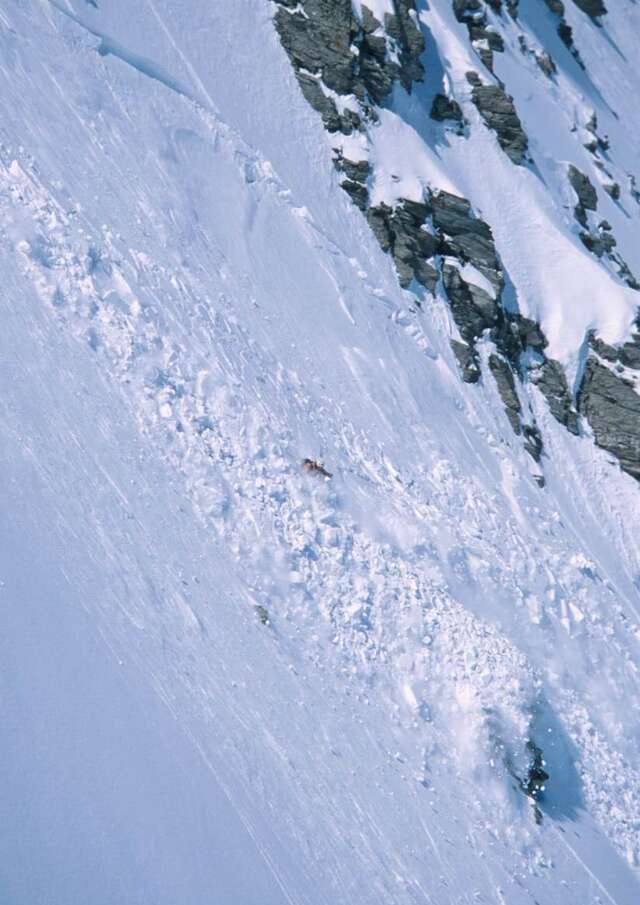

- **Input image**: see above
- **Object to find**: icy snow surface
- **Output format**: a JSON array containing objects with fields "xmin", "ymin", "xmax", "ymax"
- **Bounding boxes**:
[{"xmin": 1, "ymin": 1, "xmax": 640, "ymax": 903}]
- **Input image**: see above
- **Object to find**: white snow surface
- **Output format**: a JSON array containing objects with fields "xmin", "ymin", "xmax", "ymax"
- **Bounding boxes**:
[{"xmin": 1, "ymin": 1, "xmax": 640, "ymax": 903}]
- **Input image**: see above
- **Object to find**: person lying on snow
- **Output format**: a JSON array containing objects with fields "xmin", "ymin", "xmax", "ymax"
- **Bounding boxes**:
[{"xmin": 302, "ymin": 458, "xmax": 332, "ymax": 478}]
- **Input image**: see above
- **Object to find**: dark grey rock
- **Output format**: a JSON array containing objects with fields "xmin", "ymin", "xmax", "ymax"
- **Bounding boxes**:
[
  {"xmin": 536, "ymin": 51, "xmax": 556, "ymax": 77},
  {"xmin": 254, "ymin": 604, "xmax": 270, "ymax": 626},
  {"xmin": 453, "ymin": 1, "xmax": 505, "ymax": 72},
  {"xmin": 523, "ymin": 424, "xmax": 544, "ymax": 462},
  {"xmin": 532, "ymin": 358, "xmax": 580, "ymax": 434},
  {"xmin": 568, "ymin": 164, "xmax": 597, "ymax": 211},
  {"xmin": 451, "ymin": 339, "xmax": 481, "ymax": 383},
  {"xmin": 571, "ymin": 0, "xmax": 606, "ymax": 17},
  {"xmin": 468, "ymin": 80, "xmax": 529, "ymax": 164},
  {"xmin": 274, "ymin": 0, "xmax": 425, "ymax": 126},
  {"xmin": 514, "ymin": 316, "xmax": 548, "ymax": 351},
  {"xmin": 340, "ymin": 178, "xmax": 369, "ymax": 210},
  {"xmin": 542, "ymin": 0, "xmax": 586, "ymax": 67},
  {"xmin": 578, "ymin": 358, "xmax": 640, "ymax": 480},
  {"xmin": 431, "ymin": 190, "xmax": 503, "ymax": 290},
  {"xmin": 603, "ymin": 181, "xmax": 620, "ymax": 201},
  {"xmin": 619, "ymin": 338, "xmax": 640, "ymax": 370},
  {"xmin": 591, "ymin": 332, "xmax": 640, "ymax": 370},
  {"xmin": 274, "ymin": 1, "xmax": 358, "ymax": 96},
  {"xmin": 333, "ymin": 154, "xmax": 371, "ymax": 183},
  {"xmin": 579, "ymin": 231, "xmax": 605, "ymax": 257},
  {"xmin": 442, "ymin": 264, "xmax": 498, "ymax": 344},
  {"xmin": 489, "ymin": 353, "xmax": 522, "ymax": 433},
  {"xmin": 383, "ymin": 1, "xmax": 426, "ymax": 90},
  {"xmin": 297, "ymin": 72, "xmax": 361, "ymax": 134},
  {"xmin": 430, "ymin": 93, "xmax": 463, "ymax": 122},
  {"xmin": 367, "ymin": 200, "xmax": 438, "ymax": 291}
]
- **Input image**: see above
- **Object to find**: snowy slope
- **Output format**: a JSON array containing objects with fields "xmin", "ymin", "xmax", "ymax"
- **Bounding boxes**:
[{"xmin": 1, "ymin": 1, "xmax": 640, "ymax": 902}]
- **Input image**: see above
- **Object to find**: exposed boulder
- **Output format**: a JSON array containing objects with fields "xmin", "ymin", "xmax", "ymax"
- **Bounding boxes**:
[
  {"xmin": 531, "ymin": 359, "xmax": 580, "ymax": 434},
  {"xmin": 340, "ymin": 178, "xmax": 369, "ymax": 210},
  {"xmin": 333, "ymin": 154, "xmax": 371, "ymax": 184},
  {"xmin": 523, "ymin": 423, "xmax": 544, "ymax": 462},
  {"xmin": 430, "ymin": 93, "xmax": 464, "ymax": 123},
  {"xmin": 568, "ymin": 164, "xmax": 597, "ymax": 225},
  {"xmin": 489, "ymin": 354, "xmax": 544, "ymax": 461},
  {"xmin": 542, "ymin": 0, "xmax": 585, "ymax": 68},
  {"xmin": 570, "ymin": 0, "xmax": 606, "ymax": 17},
  {"xmin": 467, "ymin": 74, "xmax": 529, "ymax": 164},
  {"xmin": 442, "ymin": 264, "xmax": 498, "ymax": 344},
  {"xmin": 431, "ymin": 189, "xmax": 503, "ymax": 290},
  {"xmin": 578, "ymin": 357, "xmax": 640, "ymax": 480},
  {"xmin": 333, "ymin": 152, "xmax": 371, "ymax": 209},
  {"xmin": 603, "ymin": 181, "xmax": 620, "ymax": 201},
  {"xmin": 274, "ymin": 0, "xmax": 426, "ymax": 133},
  {"xmin": 274, "ymin": 1, "xmax": 358, "ymax": 96},
  {"xmin": 383, "ymin": 1, "xmax": 426, "ymax": 90},
  {"xmin": 367, "ymin": 200, "xmax": 438, "ymax": 291},
  {"xmin": 489, "ymin": 353, "xmax": 522, "ymax": 433},
  {"xmin": 296, "ymin": 72, "xmax": 362, "ymax": 134},
  {"xmin": 453, "ymin": 0, "xmax": 504, "ymax": 72},
  {"xmin": 451, "ymin": 339, "xmax": 481, "ymax": 383}
]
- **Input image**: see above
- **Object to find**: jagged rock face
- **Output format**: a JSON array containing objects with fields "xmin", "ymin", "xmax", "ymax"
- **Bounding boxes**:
[
  {"xmin": 568, "ymin": 164, "xmax": 597, "ymax": 217},
  {"xmin": 453, "ymin": 0, "xmax": 505, "ymax": 71},
  {"xmin": 431, "ymin": 190, "xmax": 503, "ymax": 290},
  {"xmin": 274, "ymin": 0, "xmax": 425, "ymax": 132},
  {"xmin": 367, "ymin": 200, "xmax": 439, "ymax": 290},
  {"xmin": 272, "ymin": 1, "xmax": 640, "ymax": 482},
  {"xmin": 578, "ymin": 357, "xmax": 640, "ymax": 480},
  {"xmin": 451, "ymin": 339, "xmax": 481, "ymax": 383},
  {"xmin": 430, "ymin": 93, "xmax": 463, "ymax": 123},
  {"xmin": 489, "ymin": 353, "xmax": 522, "ymax": 433},
  {"xmin": 443, "ymin": 263, "xmax": 498, "ymax": 343},
  {"xmin": 571, "ymin": 0, "xmax": 607, "ymax": 18},
  {"xmin": 541, "ymin": 0, "xmax": 585, "ymax": 68},
  {"xmin": 532, "ymin": 359, "xmax": 580, "ymax": 434},
  {"xmin": 466, "ymin": 73, "xmax": 529, "ymax": 164},
  {"xmin": 274, "ymin": 1, "xmax": 357, "ymax": 96},
  {"xmin": 296, "ymin": 72, "xmax": 362, "ymax": 135},
  {"xmin": 383, "ymin": 0, "xmax": 426, "ymax": 89},
  {"xmin": 566, "ymin": 166, "xmax": 639, "ymax": 288}
]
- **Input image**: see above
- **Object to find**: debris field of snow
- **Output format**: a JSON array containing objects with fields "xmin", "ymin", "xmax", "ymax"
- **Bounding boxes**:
[{"xmin": 1, "ymin": 1, "xmax": 639, "ymax": 903}]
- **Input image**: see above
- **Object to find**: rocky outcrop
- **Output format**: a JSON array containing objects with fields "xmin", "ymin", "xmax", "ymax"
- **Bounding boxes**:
[
  {"xmin": 367, "ymin": 200, "xmax": 438, "ymax": 290},
  {"xmin": 430, "ymin": 93, "xmax": 464, "ymax": 124},
  {"xmin": 431, "ymin": 190, "xmax": 503, "ymax": 289},
  {"xmin": 531, "ymin": 358, "xmax": 580, "ymax": 434},
  {"xmin": 578, "ymin": 355, "xmax": 640, "ymax": 480},
  {"xmin": 443, "ymin": 263, "xmax": 498, "ymax": 343},
  {"xmin": 467, "ymin": 72, "xmax": 529, "ymax": 164},
  {"xmin": 271, "ymin": 0, "xmax": 640, "ymax": 482},
  {"xmin": 571, "ymin": 0, "xmax": 606, "ymax": 18},
  {"xmin": 489, "ymin": 353, "xmax": 522, "ymax": 433},
  {"xmin": 333, "ymin": 152, "xmax": 371, "ymax": 210},
  {"xmin": 453, "ymin": 0, "xmax": 505, "ymax": 72},
  {"xmin": 542, "ymin": 0, "xmax": 585, "ymax": 69},
  {"xmin": 451, "ymin": 339, "xmax": 481, "ymax": 383},
  {"xmin": 295, "ymin": 71, "xmax": 362, "ymax": 135},
  {"xmin": 566, "ymin": 164, "xmax": 639, "ymax": 288},
  {"xmin": 274, "ymin": 1, "xmax": 425, "ymax": 133},
  {"xmin": 383, "ymin": 0, "xmax": 427, "ymax": 90},
  {"xmin": 567, "ymin": 164, "xmax": 597, "ymax": 226},
  {"xmin": 489, "ymin": 354, "xmax": 544, "ymax": 461}
]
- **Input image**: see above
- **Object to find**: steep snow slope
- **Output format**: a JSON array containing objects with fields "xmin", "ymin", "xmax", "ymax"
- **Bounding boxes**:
[{"xmin": 1, "ymin": 1, "xmax": 640, "ymax": 902}]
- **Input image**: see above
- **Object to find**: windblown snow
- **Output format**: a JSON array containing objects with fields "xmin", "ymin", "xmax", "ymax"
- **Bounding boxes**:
[{"xmin": 1, "ymin": 2, "xmax": 639, "ymax": 904}]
